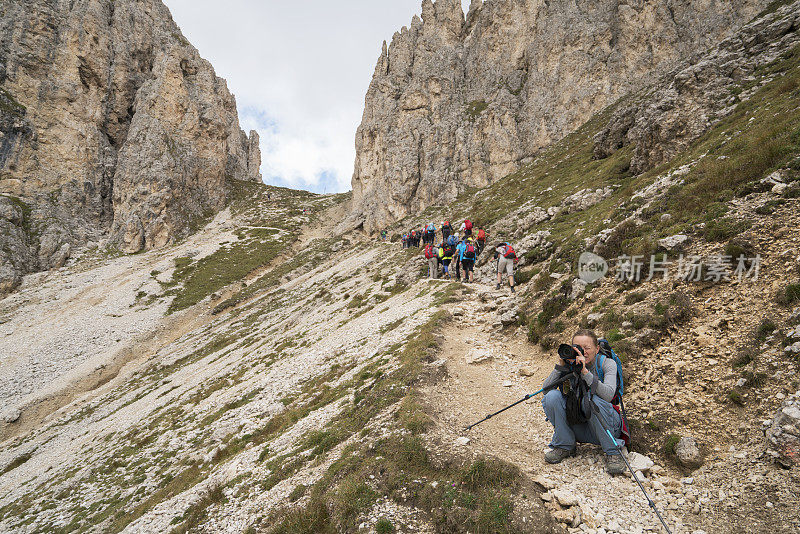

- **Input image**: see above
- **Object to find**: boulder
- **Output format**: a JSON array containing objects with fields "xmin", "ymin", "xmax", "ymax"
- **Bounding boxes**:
[
  {"xmin": 586, "ymin": 313, "xmax": 604, "ymax": 326},
  {"xmin": 784, "ymin": 341, "xmax": 800, "ymax": 355},
  {"xmin": 766, "ymin": 401, "xmax": 800, "ymax": 468},
  {"xmin": 675, "ymin": 437, "xmax": 703, "ymax": 468},
  {"xmin": 658, "ymin": 234, "xmax": 689, "ymax": 251},
  {"xmin": 499, "ymin": 308, "xmax": 519, "ymax": 326}
]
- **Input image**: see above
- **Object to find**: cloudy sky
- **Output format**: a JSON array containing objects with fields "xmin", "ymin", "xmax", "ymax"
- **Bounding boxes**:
[{"xmin": 163, "ymin": 1, "xmax": 471, "ymax": 194}]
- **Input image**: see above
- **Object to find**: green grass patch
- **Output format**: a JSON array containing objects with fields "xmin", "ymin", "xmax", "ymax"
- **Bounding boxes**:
[
  {"xmin": 465, "ymin": 100, "xmax": 489, "ymax": 119},
  {"xmin": 777, "ymin": 283, "xmax": 800, "ymax": 306},
  {"xmin": 0, "ymin": 452, "xmax": 33, "ymax": 476}
]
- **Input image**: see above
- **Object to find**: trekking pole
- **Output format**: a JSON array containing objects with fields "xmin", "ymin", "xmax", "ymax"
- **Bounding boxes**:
[
  {"xmin": 464, "ymin": 373, "xmax": 575, "ymax": 432},
  {"xmin": 588, "ymin": 401, "xmax": 673, "ymax": 534}
]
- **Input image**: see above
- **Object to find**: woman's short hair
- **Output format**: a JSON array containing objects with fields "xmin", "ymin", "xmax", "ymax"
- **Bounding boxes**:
[{"xmin": 572, "ymin": 328, "xmax": 599, "ymax": 347}]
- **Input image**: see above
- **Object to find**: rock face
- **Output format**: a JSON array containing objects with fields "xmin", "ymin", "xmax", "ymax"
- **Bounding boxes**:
[
  {"xmin": 350, "ymin": 0, "xmax": 769, "ymax": 233},
  {"xmin": 0, "ymin": 0, "xmax": 261, "ymax": 292},
  {"xmin": 594, "ymin": 0, "xmax": 800, "ymax": 174}
]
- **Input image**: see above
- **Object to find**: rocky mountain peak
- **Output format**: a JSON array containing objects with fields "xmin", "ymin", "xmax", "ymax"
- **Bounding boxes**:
[
  {"xmin": 349, "ymin": 0, "xmax": 769, "ymax": 234},
  {"xmin": 0, "ymin": 0, "xmax": 261, "ymax": 293}
]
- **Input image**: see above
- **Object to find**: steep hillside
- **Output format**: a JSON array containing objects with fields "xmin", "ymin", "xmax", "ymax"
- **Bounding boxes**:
[
  {"xmin": 0, "ymin": 0, "xmax": 261, "ymax": 296},
  {"xmin": 2, "ymin": 2, "xmax": 800, "ymax": 534},
  {"xmin": 350, "ymin": 0, "xmax": 769, "ymax": 233}
]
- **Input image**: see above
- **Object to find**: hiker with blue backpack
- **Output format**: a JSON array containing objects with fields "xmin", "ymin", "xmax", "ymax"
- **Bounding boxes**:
[
  {"xmin": 424, "ymin": 223, "xmax": 435, "ymax": 246},
  {"xmin": 461, "ymin": 237, "xmax": 478, "ymax": 283},
  {"xmin": 541, "ymin": 329, "xmax": 630, "ymax": 475},
  {"xmin": 454, "ymin": 237, "xmax": 466, "ymax": 282}
]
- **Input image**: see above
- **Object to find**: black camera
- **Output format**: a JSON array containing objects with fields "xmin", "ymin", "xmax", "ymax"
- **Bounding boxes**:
[{"xmin": 557, "ymin": 343, "xmax": 584, "ymax": 363}]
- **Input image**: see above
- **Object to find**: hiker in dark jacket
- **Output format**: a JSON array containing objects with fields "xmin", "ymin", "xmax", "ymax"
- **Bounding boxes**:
[
  {"xmin": 540, "ymin": 329, "xmax": 626, "ymax": 475},
  {"xmin": 442, "ymin": 221, "xmax": 452, "ymax": 242}
]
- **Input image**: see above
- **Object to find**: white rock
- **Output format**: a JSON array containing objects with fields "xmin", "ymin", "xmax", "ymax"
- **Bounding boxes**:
[
  {"xmin": 658, "ymin": 234, "xmax": 689, "ymax": 250},
  {"xmin": 455, "ymin": 437, "xmax": 471, "ymax": 446},
  {"xmin": 784, "ymin": 341, "xmax": 800, "ymax": 354},
  {"xmin": 675, "ymin": 437, "xmax": 702, "ymax": 467},
  {"xmin": 552, "ymin": 488, "xmax": 580, "ymax": 507},
  {"xmin": 502, "ymin": 380, "xmax": 513, "ymax": 387},
  {"xmin": 533, "ymin": 475, "xmax": 556, "ymax": 490},
  {"xmin": 1, "ymin": 408, "xmax": 21, "ymax": 424},
  {"xmin": 628, "ymin": 452, "xmax": 654, "ymax": 473},
  {"xmin": 465, "ymin": 348, "xmax": 493, "ymax": 364}
]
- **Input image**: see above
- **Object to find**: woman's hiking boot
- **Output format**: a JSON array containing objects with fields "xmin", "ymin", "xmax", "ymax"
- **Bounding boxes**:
[
  {"xmin": 544, "ymin": 447, "xmax": 575, "ymax": 464},
  {"xmin": 605, "ymin": 453, "xmax": 626, "ymax": 475}
]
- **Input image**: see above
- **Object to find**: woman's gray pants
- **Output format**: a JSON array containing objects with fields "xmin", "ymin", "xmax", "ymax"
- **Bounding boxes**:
[{"xmin": 541, "ymin": 389, "xmax": 623, "ymax": 454}]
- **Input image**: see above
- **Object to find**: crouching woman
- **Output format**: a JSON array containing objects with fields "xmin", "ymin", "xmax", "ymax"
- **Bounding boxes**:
[{"xmin": 540, "ymin": 329, "xmax": 628, "ymax": 475}]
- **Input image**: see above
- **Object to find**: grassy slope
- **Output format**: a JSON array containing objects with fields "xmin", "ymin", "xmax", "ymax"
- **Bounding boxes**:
[{"xmin": 163, "ymin": 181, "xmax": 347, "ymax": 313}]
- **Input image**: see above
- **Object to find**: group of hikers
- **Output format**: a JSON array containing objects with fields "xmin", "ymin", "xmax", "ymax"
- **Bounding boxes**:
[{"xmin": 400, "ymin": 219, "xmax": 518, "ymax": 293}]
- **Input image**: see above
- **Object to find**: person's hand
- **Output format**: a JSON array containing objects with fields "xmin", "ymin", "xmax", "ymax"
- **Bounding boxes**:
[{"xmin": 576, "ymin": 354, "xmax": 589, "ymax": 375}]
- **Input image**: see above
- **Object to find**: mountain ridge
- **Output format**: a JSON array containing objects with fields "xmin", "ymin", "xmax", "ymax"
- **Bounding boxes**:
[{"xmin": 350, "ymin": 0, "xmax": 770, "ymax": 233}]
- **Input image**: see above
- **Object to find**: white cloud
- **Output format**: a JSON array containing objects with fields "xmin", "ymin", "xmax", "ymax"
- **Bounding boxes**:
[{"xmin": 163, "ymin": 0, "xmax": 470, "ymax": 193}]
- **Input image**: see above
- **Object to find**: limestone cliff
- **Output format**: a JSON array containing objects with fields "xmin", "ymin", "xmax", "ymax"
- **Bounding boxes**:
[
  {"xmin": 351, "ymin": 0, "xmax": 770, "ymax": 233},
  {"xmin": 0, "ymin": 0, "xmax": 261, "ymax": 294}
]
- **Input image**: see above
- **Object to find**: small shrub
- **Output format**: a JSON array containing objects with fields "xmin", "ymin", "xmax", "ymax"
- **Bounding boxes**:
[
  {"xmin": 731, "ymin": 350, "xmax": 755, "ymax": 368},
  {"xmin": 523, "ymin": 246, "xmax": 550, "ymax": 264},
  {"xmin": 397, "ymin": 396, "xmax": 432, "ymax": 434},
  {"xmin": 331, "ymin": 478, "xmax": 377, "ymax": 529},
  {"xmin": 724, "ymin": 238, "xmax": 757, "ymax": 265},
  {"xmin": 540, "ymin": 335, "xmax": 558, "ymax": 351},
  {"xmin": 703, "ymin": 218, "xmax": 750, "ymax": 242},
  {"xmin": 664, "ymin": 291, "xmax": 694, "ymax": 325},
  {"xmin": 664, "ymin": 434, "xmax": 680, "ymax": 456},
  {"xmin": 465, "ymin": 100, "xmax": 488, "ymax": 118},
  {"xmin": 270, "ymin": 496, "xmax": 334, "ymax": 534},
  {"xmin": 727, "ymin": 390, "xmax": 745, "ymax": 406},
  {"xmin": 514, "ymin": 268, "xmax": 535, "ymax": 285},
  {"xmin": 606, "ymin": 328, "xmax": 626, "ymax": 343},
  {"xmin": 755, "ymin": 318, "xmax": 777, "ymax": 342},
  {"xmin": 289, "ymin": 484, "xmax": 307, "ymax": 502},
  {"xmin": 460, "ymin": 458, "xmax": 520, "ymax": 492},
  {"xmin": 624, "ymin": 291, "xmax": 647, "ymax": 305},
  {"xmin": 375, "ymin": 518, "xmax": 395, "ymax": 534},
  {"xmin": 476, "ymin": 494, "xmax": 513, "ymax": 533},
  {"xmin": 532, "ymin": 273, "xmax": 555, "ymax": 292},
  {"xmin": 536, "ymin": 294, "xmax": 569, "ymax": 327},
  {"xmin": 777, "ymin": 283, "xmax": 800, "ymax": 306},
  {"xmin": 527, "ymin": 322, "xmax": 541, "ymax": 344},
  {"xmin": 742, "ymin": 371, "xmax": 768, "ymax": 388}
]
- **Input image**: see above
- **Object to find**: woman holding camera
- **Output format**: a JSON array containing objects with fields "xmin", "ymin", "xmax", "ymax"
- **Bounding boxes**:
[{"xmin": 540, "ymin": 329, "xmax": 626, "ymax": 475}]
